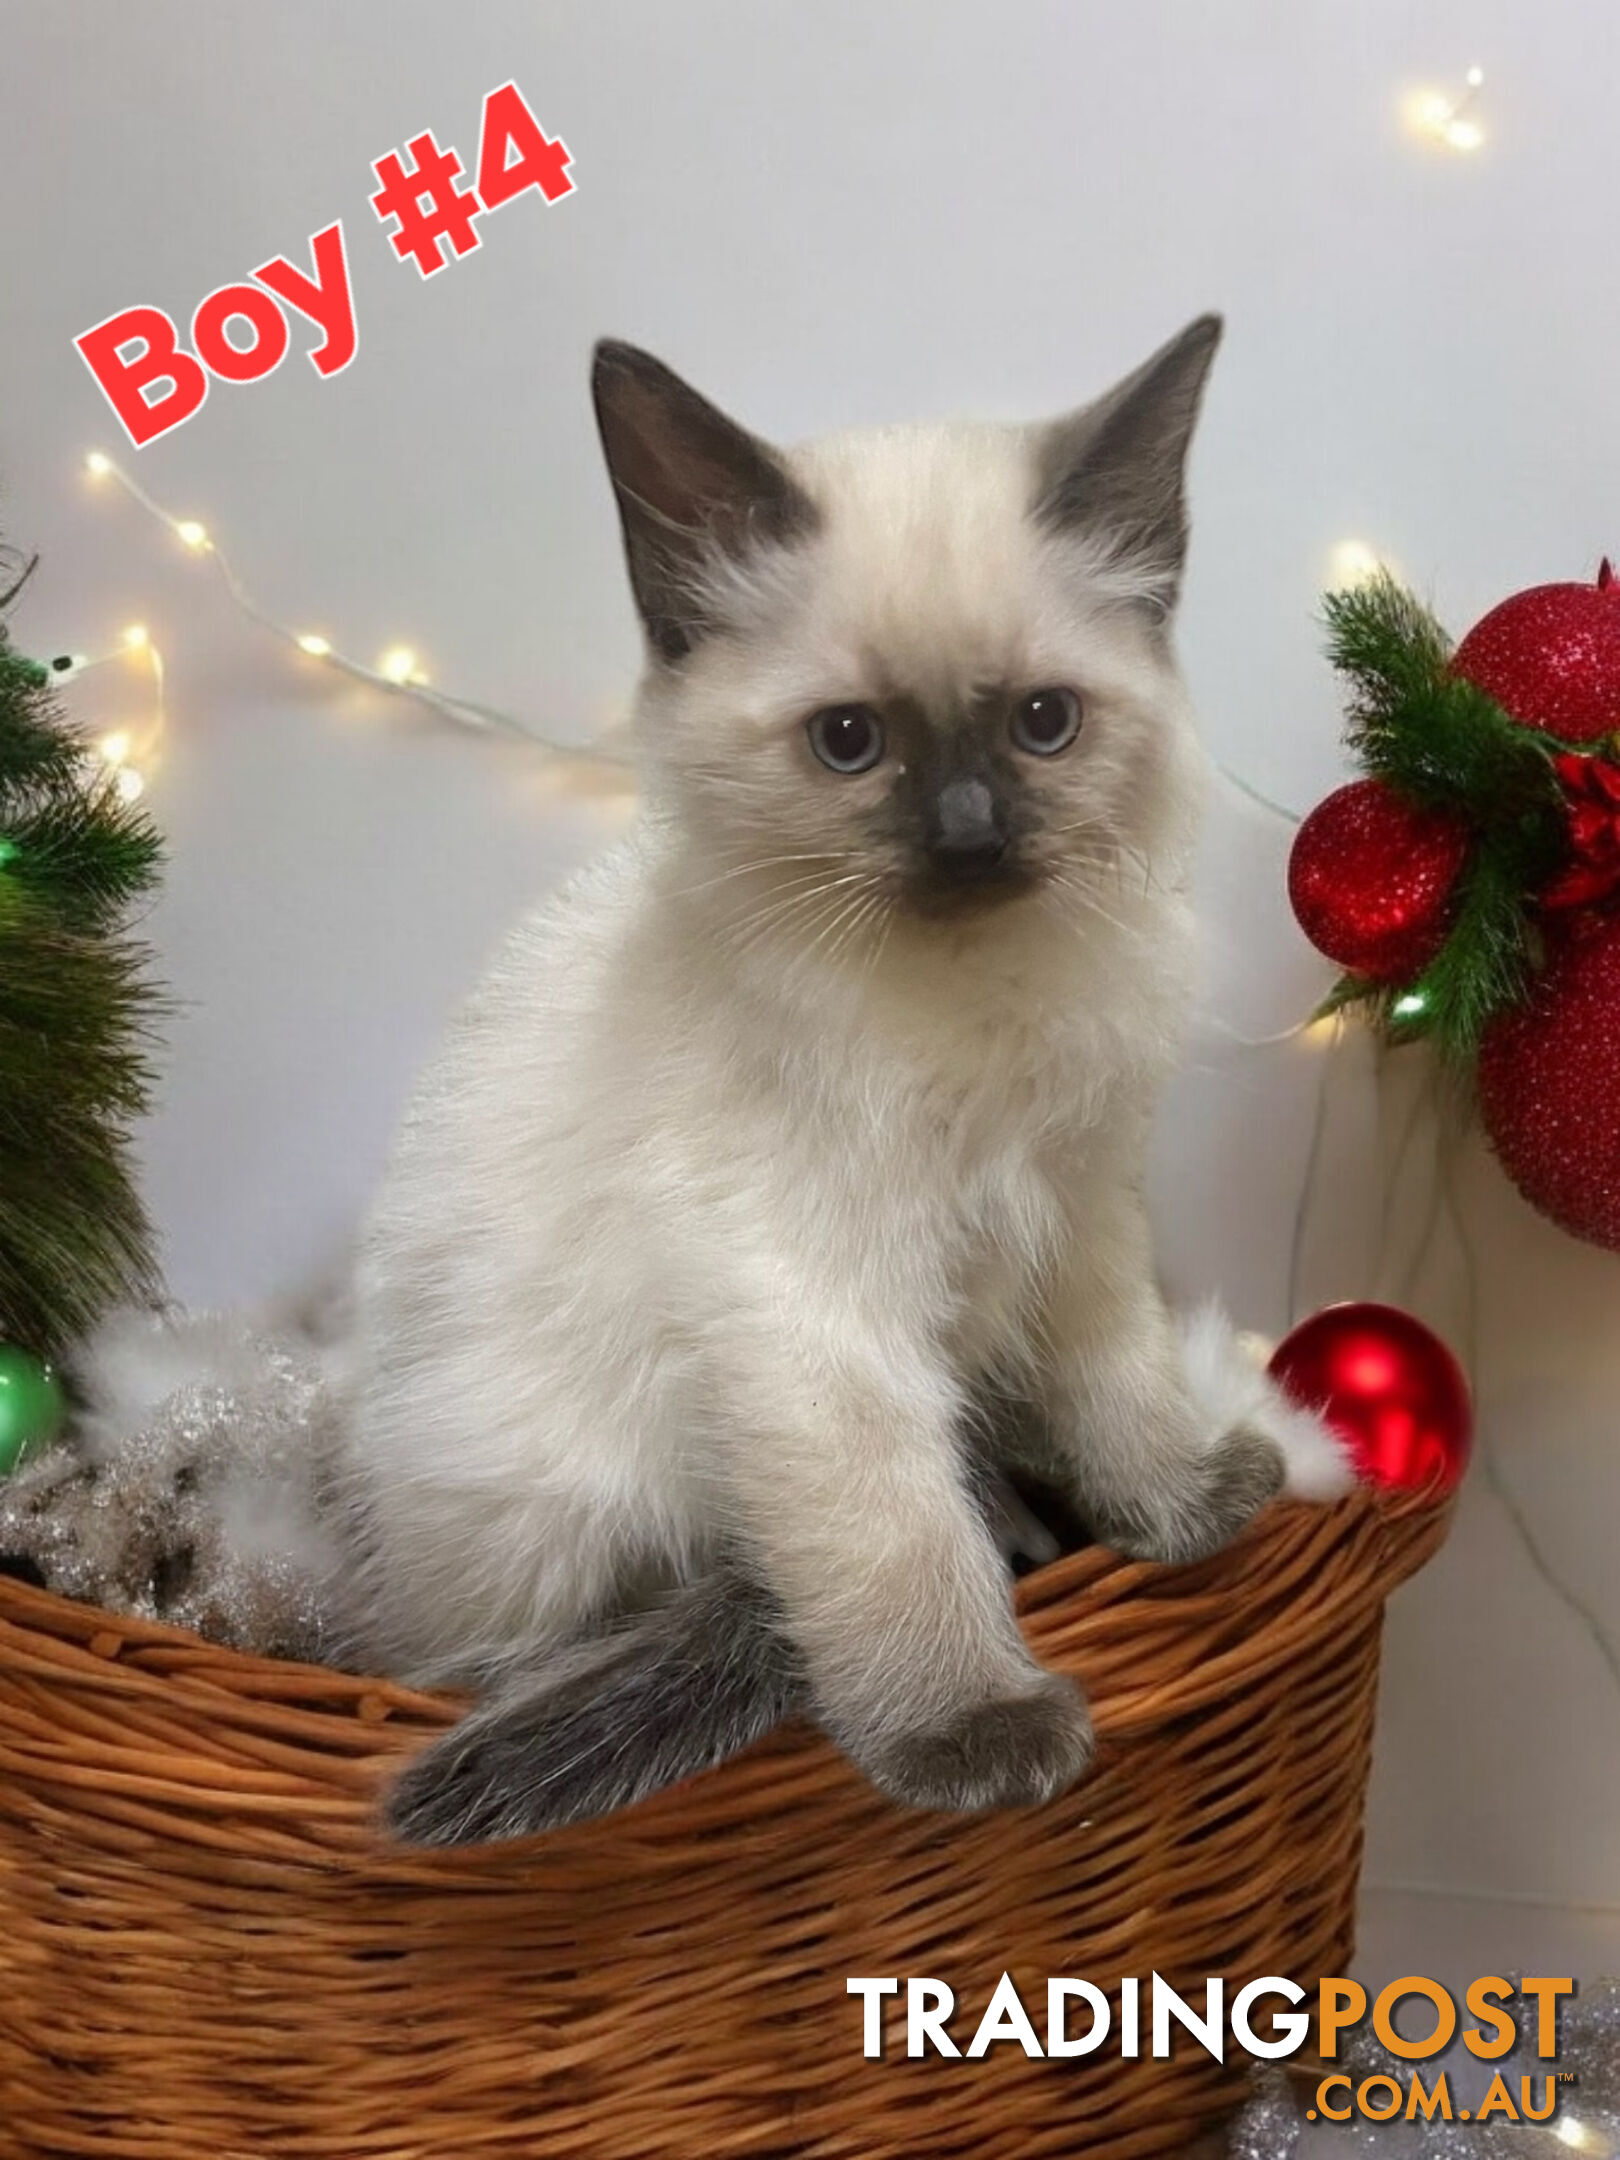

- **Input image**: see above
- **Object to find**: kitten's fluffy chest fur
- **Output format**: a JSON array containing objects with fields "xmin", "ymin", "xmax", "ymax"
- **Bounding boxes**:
[
  {"xmin": 686, "ymin": 851, "xmax": 1195, "ymax": 1375},
  {"xmin": 343, "ymin": 812, "xmax": 1191, "ymax": 1679},
  {"xmin": 646, "ymin": 818, "xmax": 1195, "ymax": 1362}
]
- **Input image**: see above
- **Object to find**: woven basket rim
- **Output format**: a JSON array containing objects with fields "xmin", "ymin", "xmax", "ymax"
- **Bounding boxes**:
[
  {"xmin": 0, "ymin": 1480, "xmax": 1443, "ymax": 1686},
  {"xmin": 0, "ymin": 1482, "xmax": 1451, "ymax": 1799}
]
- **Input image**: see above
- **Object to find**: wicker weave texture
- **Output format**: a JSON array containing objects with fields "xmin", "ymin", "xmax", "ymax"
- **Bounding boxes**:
[{"xmin": 0, "ymin": 1488, "xmax": 1448, "ymax": 2160}]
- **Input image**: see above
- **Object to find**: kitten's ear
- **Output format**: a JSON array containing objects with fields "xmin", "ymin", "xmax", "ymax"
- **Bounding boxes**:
[
  {"xmin": 1034, "ymin": 313, "xmax": 1223, "ymax": 616},
  {"xmin": 591, "ymin": 341, "xmax": 818, "ymax": 663}
]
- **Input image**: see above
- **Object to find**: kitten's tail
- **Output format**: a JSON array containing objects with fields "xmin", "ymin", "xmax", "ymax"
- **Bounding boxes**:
[{"xmin": 383, "ymin": 1568, "xmax": 806, "ymax": 1848}]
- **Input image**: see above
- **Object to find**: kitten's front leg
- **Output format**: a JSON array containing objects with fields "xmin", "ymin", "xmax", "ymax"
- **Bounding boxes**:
[
  {"xmin": 1033, "ymin": 1176, "xmax": 1285, "ymax": 1565},
  {"xmin": 720, "ymin": 1328, "xmax": 1093, "ymax": 1813}
]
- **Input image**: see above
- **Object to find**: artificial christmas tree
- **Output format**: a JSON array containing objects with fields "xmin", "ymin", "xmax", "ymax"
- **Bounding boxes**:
[{"xmin": 0, "ymin": 542, "xmax": 163, "ymax": 1378}]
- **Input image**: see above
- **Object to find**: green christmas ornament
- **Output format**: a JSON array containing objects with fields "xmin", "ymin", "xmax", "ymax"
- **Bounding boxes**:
[{"xmin": 0, "ymin": 1344, "xmax": 67, "ymax": 1474}]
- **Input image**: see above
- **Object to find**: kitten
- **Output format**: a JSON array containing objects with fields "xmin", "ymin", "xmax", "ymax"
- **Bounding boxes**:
[{"xmin": 327, "ymin": 319, "xmax": 1352, "ymax": 1843}]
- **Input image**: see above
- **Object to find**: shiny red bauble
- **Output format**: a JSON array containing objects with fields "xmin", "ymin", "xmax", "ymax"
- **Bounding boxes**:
[
  {"xmin": 1477, "ymin": 916, "xmax": 1620, "ymax": 1252},
  {"xmin": 1287, "ymin": 778, "xmax": 1470, "ymax": 981},
  {"xmin": 1451, "ymin": 561, "xmax": 1620, "ymax": 743},
  {"xmin": 1268, "ymin": 1302, "xmax": 1473, "ymax": 1496}
]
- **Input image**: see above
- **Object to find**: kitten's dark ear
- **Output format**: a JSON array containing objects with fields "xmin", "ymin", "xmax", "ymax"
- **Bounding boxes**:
[
  {"xmin": 591, "ymin": 342, "xmax": 818, "ymax": 663},
  {"xmin": 1034, "ymin": 313, "xmax": 1223, "ymax": 616}
]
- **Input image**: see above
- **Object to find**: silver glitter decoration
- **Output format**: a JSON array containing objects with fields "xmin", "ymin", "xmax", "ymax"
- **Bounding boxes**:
[
  {"xmin": 1224, "ymin": 1979, "xmax": 1620, "ymax": 2157},
  {"xmin": 1415, "ymin": 2131, "xmax": 1475, "ymax": 2160},
  {"xmin": 1566, "ymin": 1978, "xmax": 1620, "ymax": 2113},
  {"xmin": 1226, "ymin": 2067, "xmax": 1304, "ymax": 2160},
  {"xmin": 0, "ymin": 1316, "xmax": 340, "ymax": 1658}
]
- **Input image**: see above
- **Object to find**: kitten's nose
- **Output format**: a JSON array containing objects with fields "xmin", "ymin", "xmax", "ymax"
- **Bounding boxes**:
[
  {"xmin": 930, "ymin": 779, "xmax": 1009, "ymax": 877},
  {"xmin": 936, "ymin": 779, "xmax": 996, "ymax": 847}
]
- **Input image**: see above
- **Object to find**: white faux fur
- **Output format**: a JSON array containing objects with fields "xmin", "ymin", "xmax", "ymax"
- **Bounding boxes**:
[
  {"xmin": 72, "ymin": 1306, "xmax": 283, "ymax": 1459},
  {"xmin": 1177, "ymin": 1304, "xmax": 1355, "ymax": 1503}
]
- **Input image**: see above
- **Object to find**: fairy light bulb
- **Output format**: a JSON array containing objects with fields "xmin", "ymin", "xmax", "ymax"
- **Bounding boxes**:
[
  {"xmin": 1556, "ymin": 2120, "xmax": 1607, "ymax": 2154},
  {"xmin": 113, "ymin": 766, "xmax": 146, "ymax": 804},
  {"xmin": 121, "ymin": 623, "xmax": 149, "ymax": 651},
  {"xmin": 85, "ymin": 451, "xmax": 112, "ymax": 478},
  {"xmin": 296, "ymin": 633, "xmax": 332, "ymax": 657},
  {"xmin": 1328, "ymin": 540, "xmax": 1386, "ymax": 590},
  {"xmin": 98, "ymin": 731, "xmax": 132, "ymax": 768},
  {"xmin": 1392, "ymin": 991, "xmax": 1428, "ymax": 1019},
  {"xmin": 1404, "ymin": 66, "xmax": 1487, "ymax": 153},
  {"xmin": 175, "ymin": 519, "xmax": 208, "ymax": 550},
  {"xmin": 379, "ymin": 645, "xmax": 420, "ymax": 685}
]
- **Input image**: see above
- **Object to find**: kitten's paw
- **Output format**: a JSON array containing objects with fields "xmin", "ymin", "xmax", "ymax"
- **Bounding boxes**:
[
  {"xmin": 1098, "ymin": 1424, "xmax": 1286, "ymax": 1566},
  {"xmin": 856, "ymin": 1674, "xmax": 1094, "ymax": 1813},
  {"xmin": 1178, "ymin": 1300, "xmax": 1355, "ymax": 1502}
]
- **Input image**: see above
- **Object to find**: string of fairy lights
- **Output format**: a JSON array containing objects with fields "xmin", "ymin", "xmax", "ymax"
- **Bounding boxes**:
[{"xmin": 59, "ymin": 450, "xmax": 632, "ymax": 804}]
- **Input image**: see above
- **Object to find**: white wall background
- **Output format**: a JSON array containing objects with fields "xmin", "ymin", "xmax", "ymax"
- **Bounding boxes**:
[{"xmin": 5, "ymin": 0, "xmax": 1620, "ymax": 2012}]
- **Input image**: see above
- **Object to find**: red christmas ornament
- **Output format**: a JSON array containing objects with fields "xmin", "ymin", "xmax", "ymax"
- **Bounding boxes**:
[
  {"xmin": 1451, "ymin": 560, "xmax": 1620, "ymax": 743},
  {"xmin": 1478, "ymin": 915, "xmax": 1620, "ymax": 1250},
  {"xmin": 1268, "ymin": 1302, "xmax": 1472, "ymax": 1496},
  {"xmin": 1288, "ymin": 778, "xmax": 1470, "ymax": 982}
]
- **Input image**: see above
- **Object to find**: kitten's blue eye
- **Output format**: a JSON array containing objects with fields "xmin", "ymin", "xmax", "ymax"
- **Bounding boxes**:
[
  {"xmin": 1011, "ymin": 687, "xmax": 1082, "ymax": 756},
  {"xmin": 807, "ymin": 704, "xmax": 884, "ymax": 774}
]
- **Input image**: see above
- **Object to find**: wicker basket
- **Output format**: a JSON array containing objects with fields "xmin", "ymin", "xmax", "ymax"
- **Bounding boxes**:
[{"xmin": 0, "ymin": 1486, "xmax": 1448, "ymax": 2160}]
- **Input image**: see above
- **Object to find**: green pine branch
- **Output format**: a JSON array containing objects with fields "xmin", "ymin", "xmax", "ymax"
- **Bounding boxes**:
[
  {"xmin": 1318, "ymin": 573, "xmax": 1579, "ymax": 1066},
  {"xmin": 2, "ymin": 786, "xmax": 163, "ymax": 933},
  {"xmin": 1401, "ymin": 845, "xmax": 1544, "ymax": 1056},
  {"xmin": 1323, "ymin": 575, "xmax": 1568, "ymax": 825},
  {"xmin": 0, "ymin": 651, "xmax": 82, "ymax": 795},
  {"xmin": 0, "ymin": 548, "xmax": 165, "ymax": 1358}
]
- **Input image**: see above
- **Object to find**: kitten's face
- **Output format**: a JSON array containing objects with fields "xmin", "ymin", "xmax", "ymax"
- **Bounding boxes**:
[{"xmin": 593, "ymin": 323, "xmax": 1220, "ymax": 948}]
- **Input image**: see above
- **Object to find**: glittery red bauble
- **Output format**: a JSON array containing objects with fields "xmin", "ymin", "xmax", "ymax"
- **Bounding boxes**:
[
  {"xmin": 1268, "ymin": 1302, "xmax": 1473, "ymax": 1496},
  {"xmin": 1287, "ymin": 779, "xmax": 1470, "ymax": 981},
  {"xmin": 1451, "ymin": 561, "xmax": 1620, "ymax": 743},
  {"xmin": 1477, "ymin": 915, "xmax": 1620, "ymax": 1250}
]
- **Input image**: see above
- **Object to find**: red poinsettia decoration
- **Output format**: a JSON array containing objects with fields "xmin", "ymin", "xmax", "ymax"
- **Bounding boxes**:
[{"xmin": 1539, "ymin": 750, "xmax": 1620, "ymax": 912}]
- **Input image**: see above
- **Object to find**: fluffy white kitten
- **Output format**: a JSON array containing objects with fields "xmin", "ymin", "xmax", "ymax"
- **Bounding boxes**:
[{"xmin": 311, "ymin": 317, "xmax": 1351, "ymax": 1846}]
